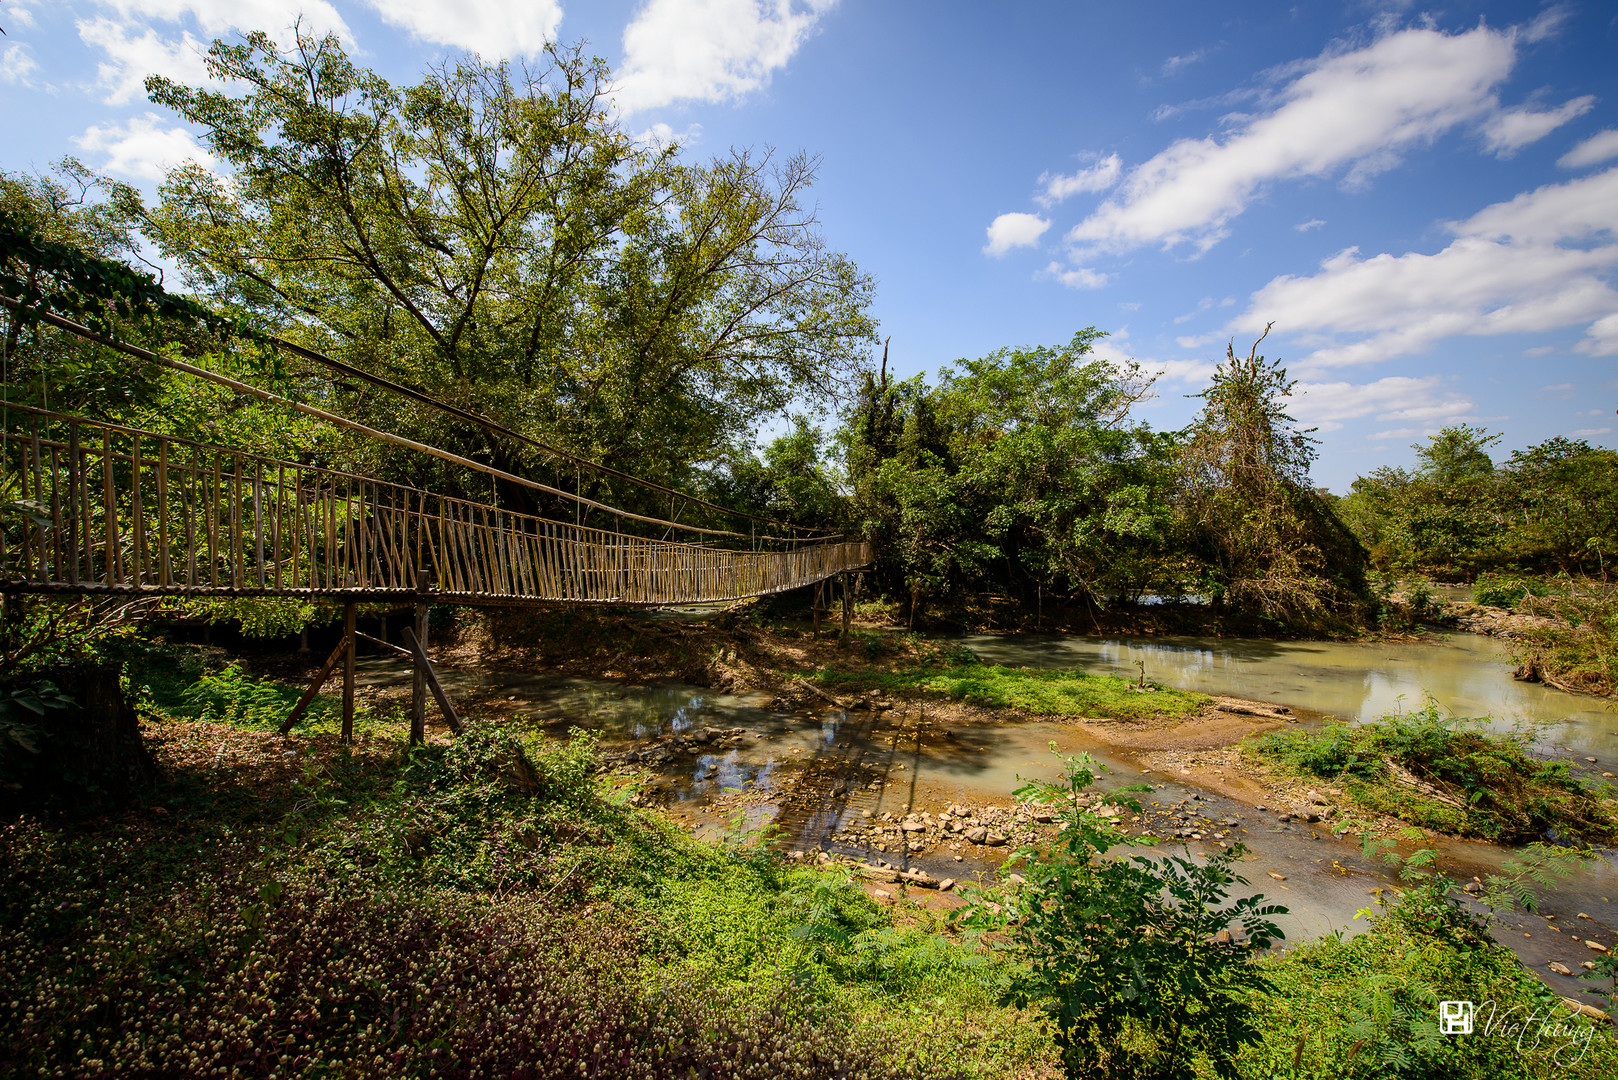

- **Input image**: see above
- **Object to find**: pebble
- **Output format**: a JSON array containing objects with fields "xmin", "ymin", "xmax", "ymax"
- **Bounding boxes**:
[
  {"xmin": 1267, "ymin": 872, "xmax": 1287, "ymax": 881},
  {"xmin": 1587, "ymin": 939, "xmax": 1609, "ymax": 953},
  {"xmin": 1550, "ymin": 962, "xmax": 1574, "ymax": 976}
]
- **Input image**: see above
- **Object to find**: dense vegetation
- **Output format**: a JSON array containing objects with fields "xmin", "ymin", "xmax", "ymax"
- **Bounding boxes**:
[
  {"xmin": 1337, "ymin": 425, "xmax": 1618, "ymax": 580},
  {"xmin": 5, "ymin": 651, "xmax": 1615, "ymax": 1079},
  {"xmin": 1246, "ymin": 699, "xmax": 1617, "ymax": 842}
]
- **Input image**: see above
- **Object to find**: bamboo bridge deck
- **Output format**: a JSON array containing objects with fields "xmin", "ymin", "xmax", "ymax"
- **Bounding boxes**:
[{"xmin": 0, "ymin": 404, "xmax": 869, "ymax": 607}]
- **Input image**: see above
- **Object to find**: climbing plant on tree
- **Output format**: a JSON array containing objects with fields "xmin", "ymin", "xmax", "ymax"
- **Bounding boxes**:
[{"xmin": 1179, "ymin": 324, "xmax": 1368, "ymax": 621}]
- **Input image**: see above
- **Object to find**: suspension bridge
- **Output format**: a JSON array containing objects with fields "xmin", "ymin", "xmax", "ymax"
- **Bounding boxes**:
[{"xmin": 0, "ymin": 304, "xmax": 871, "ymax": 742}]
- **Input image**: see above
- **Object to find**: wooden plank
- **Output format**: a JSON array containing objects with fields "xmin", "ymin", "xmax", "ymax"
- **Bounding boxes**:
[
  {"xmin": 411, "ymin": 570, "xmax": 428, "ymax": 744},
  {"xmin": 65, "ymin": 426, "xmax": 81, "ymax": 585},
  {"xmin": 401, "ymin": 624, "xmax": 461, "ymax": 735},
  {"xmin": 157, "ymin": 440, "xmax": 171, "ymax": 586},
  {"xmin": 272, "ymin": 464, "xmax": 283, "ymax": 591},
  {"xmin": 253, "ymin": 461, "xmax": 264, "ymax": 589},
  {"xmin": 129, "ymin": 436, "xmax": 144, "ymax": 585},
  {"xmin": 102, "ymin": 428, "xmax": 119, "ymax": 585},
  {"xmin": 46, "ymin": 440, "xmax": 62, "ymax": 582}
]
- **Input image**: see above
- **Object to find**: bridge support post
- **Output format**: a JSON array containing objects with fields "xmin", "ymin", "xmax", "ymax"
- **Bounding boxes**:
[
  {"xmin": 342, "ymin": 601, "xmax": 356, "ymax": 743},
  {"xmin": 841, "ymin": 571, "xmax": 851, "ymax": 639},
  {"xmin": 813, "ymin": 580, "xmax": 822, "ymax": 638},
  {"xmin": 411, "ymin": 570, "xmax": 429, "ymax": 745}
]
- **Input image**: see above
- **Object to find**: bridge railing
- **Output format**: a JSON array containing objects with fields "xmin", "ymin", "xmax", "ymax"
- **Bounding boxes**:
[{"xmin": 0, "ymin": 406, "xmax": 869, "ymax": 605}]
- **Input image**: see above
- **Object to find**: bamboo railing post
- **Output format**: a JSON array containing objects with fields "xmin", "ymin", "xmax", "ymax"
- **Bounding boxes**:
[
  {"xmin": 411, "ymin": 570, "xmax": 429, "ymax": 745},
  {"xmin": 342, "ymin": 600, "xmax": 357, "ymax": 743}
]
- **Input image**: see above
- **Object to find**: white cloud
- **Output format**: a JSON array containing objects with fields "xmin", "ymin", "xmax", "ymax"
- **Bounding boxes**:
[
  {"xmin": 4, "ymin": 1, "xmax": 39, "ymax": 28},
  {"xmin": 1294, "ymin": 218, "xmax": 1326, "ymax": 232},
  {"xmin": 634, "ymin": 121, "xmax": 704, "ymax": 150},
  {"xmin": 1570, "ymin": 427, "xmax": 1612, "ymax": 439},
  {"xmin": 614, "ymin": 0, "xmax": 836, "ymax": 114},
  {"xmin": 1149, "ymin": 357, "xmax": 1219, "ymax": 385},
  {"xmin": 1174, "ymin": 333, "xmax": 1218, "ymax": 348},
  {"xmin": 1235, "ymin": 165, "xmax": 1618, "ymax": 369},
  {"xmin": 983, "ymin": 213, "xmax": 1049, "ymax": 256},
  {"xmin": 1050, "ymin": 265, "xmax": 1108, "ymax": 289},
  {"xmin": 362, "ymin": 1, "xmax": 560, "ymax": 56},
  {"xmin": 1, "ymin": 43, "xmax": 39, "ymax": 87},
  {"xmin": 1161, "ymin": 48, "xmax": 1208, "ymax": 76},
  {"xmin": 1482, "ymin": 95, "xmax": 1596, "ymax": 157},
  {"xmin": 79, "ymin": 3, "xmax": 350, "ymax": 104},
  {"xmin": 78, "ymin": 17, "xmax": 212, "ymax": 104},
  {"xmin": 73, "ymin": 112, "xmax": 217, "ymax": 181},
  {"xmin": 1560, "ymin": 129, "xmax": 1618, "ymax": 169},
  {"xmin": 1537, "ymin": 382, "xmax": 1575, "ymax": 398},
  {"xmin": 1036, "ymin": 153, "xmax": 1121, "ymax": 206},
  {"xmin": 1291, "ymin": 375, "xmax": 1475, "ymax": 434},
  {"xmin": 1524, "ymin": 344, "xmax": 1555, "ymax": 355},
  {"xmin": 1066, "ymin": 25, "xmax": 1517, "ymax": 256}
]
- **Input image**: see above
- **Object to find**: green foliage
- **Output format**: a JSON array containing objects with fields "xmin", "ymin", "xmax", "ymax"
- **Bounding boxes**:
[
  {"xmin": 960, "ymin": 750, "xmax": 1286, "ymax": 1078},
  {"xmin": 1248, "ymin": 698, "xmax": 1615, "ymax": 842},
  {"xmin": 815, "ymin": 661, "xmax": 1206, "ymax": 722},
  {"xmin": 846, "ymin": 329, "xmax": 1186, "ymax": 618},
  {"xmin": 1473, "ymin": 572, "xmax": 1552, "ymax": 609},
  {"xmin": 1341, "ymin": 429, "xmax": 1618, "ymax": 578},
  {"xmin": 1504, "ymin": 578, "xmax": 1618, "ymax": 697},
  {"xmin": 1179, "ymin": 328, "xmax": 1367, "ymax": 622},
  {"xmin": 1246, "ymin": 879, "xmax": 1617, "ymax": 1079},
  {"xmin": 127, "ymin": 29, "xmax": 874, "ymax": 521},
  {"xmin": 180, "ymin": 663, "xmax": 301, "ymax": 727}
]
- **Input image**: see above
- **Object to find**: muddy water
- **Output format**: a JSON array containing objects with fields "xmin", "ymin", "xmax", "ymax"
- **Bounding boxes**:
[
  {"xmin": 960, "ymin": 631, "xmax": 1618, "ymax": 763},
  {"xmin": 354, "ymin": 631, "xmax": 1617, "ymax": 998}
]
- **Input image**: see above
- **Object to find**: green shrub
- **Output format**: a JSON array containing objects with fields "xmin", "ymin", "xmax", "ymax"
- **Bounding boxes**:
[
  {"xmin": 1247, "ymin": 700, "xmax": 1615, "ymax": 842},
  {"xmin": 961, "ymin": 749, "xmax": 1287, "ymax": 1079}
]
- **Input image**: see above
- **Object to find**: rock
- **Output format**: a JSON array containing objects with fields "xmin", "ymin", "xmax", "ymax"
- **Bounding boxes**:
[
  {"xmin": 1587, "ymin": 939, "xmax": 1609, "ymax": 953},
  {"xmin": 1562, "ymin": 997, "xmax": 1611, "ymax": 1022},
  {"xmin": 901, "ymin": 821, "xmax": 926, "ymax": 832},
  {"xmin": 1463, "ymin": 881, "xmax": 1483, "ymax": 894},
  {"xmin": 1585, "ymin": 962, "xmax": 1598, "ymax": 970},
  {"xmin": 1214, "ymin": 930, "xmax": 1233, "ymax": 945},
  {"xmin": 1306, "ymin": 790, "xmax": 1328, "ymax": 806},
  {"xmin": 1550, "ymin": 962, "xmax": 1575, "ymax": 976},
  {"xmin": 964, "ymin": 826, "xmax": 988, "ymax": 845},
  {"xmin": 1267, "ymin": 872, "xmax": 1287, "ymax": 881},
  {"xmin": 984, "ymin": 832, "xmax": 1009, "ymax": 847},
  {"xmin": 1579, "ymin": 912, "xmax": 1592, "ymax": 919},
  {"xmin": 1585, "ymin": 757, "xmax": 1598, "ymax": 763},
  {"xmin": 939, "ymin": 878, "xmax": 956, "ymax": 892}
]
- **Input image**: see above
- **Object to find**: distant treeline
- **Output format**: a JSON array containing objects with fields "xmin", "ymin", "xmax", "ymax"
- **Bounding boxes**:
[{"xmin": 1333, "ymin": 426, "xmax": 1618, "ymax": 580}]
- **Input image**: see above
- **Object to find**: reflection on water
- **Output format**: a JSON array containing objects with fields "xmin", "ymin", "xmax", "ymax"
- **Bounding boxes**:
[{"xmin": 960, "ymin": 631, "xmax": 1618, "ymax": 761}]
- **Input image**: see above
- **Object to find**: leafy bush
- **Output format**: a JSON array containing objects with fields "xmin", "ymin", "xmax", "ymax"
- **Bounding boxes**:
[
  {"xmin": 960, "ymin": 750, "xmax": 1287, "ymax": 1078},
  {"xmin": 1245, "ymin": 880, "xmax": 1618, "ymax": 1078},
  {"xmin": 180, "ymin": 662, "xmax": 296, "ymax": 726},
  {"xmin": 1473, "ymin": 572, "xmax": 1552, "ymax": 609},
  {"xmin": 1247, "ymin": 700, "xmax": 1615, "ymax": 842}
]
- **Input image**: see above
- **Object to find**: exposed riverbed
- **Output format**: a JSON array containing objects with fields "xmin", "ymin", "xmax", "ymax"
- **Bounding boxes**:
[{"xmin": 356, "ymin": 623, "xmax": 1618, "ymax": 1005}]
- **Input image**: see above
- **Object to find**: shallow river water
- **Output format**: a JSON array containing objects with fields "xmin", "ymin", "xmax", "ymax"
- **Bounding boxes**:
[{"xmin": 356, "ymin": 625, "xmax": 1618, "ymax": 1001}]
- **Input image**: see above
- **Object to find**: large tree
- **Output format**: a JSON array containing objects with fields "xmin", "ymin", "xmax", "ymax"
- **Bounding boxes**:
[
  {"xmin": 1179, "ymin": 327, "xmax": 1367, "ymax": 620},
  {"xmin": 120, "ymin": 30, "xmax": 876, "ymax": 521}
]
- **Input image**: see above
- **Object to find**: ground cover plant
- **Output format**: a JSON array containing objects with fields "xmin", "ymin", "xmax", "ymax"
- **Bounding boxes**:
[
  {"xmin": 814, "ymin": 654, "xmax": 1206, "ymax": 724},
  {"xmin": 1244, "ymin": 699, "xmax": 1616, "ymax": 842},
  {"xmin": 1490, "ymin": 578, "xmax": 1618, "ymax": 698},
  {"xmin": 1238, "ymin": 879, "xmax": 1618, "ymax": 1079},
  {"xmin": 0, "ymin": 643, "xmax": 1057, "ymax": 1079}
]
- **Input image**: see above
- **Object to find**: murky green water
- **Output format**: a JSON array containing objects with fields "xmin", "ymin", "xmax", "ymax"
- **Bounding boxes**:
[{"xmin": 960, "ymin": 631, "xmax": 1618, "ymax": 764}]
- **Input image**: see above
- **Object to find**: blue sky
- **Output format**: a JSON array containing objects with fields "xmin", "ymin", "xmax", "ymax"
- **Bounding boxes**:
[{"xmin": 3, "ymin": 1, "xmax": 1616, "ymax": 490}]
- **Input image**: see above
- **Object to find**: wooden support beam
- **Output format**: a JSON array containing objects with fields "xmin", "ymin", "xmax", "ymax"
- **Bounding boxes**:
[
  {"xmin": 279, "ymin": 632, "xmax": 351, "ymax": 735},
  {"xmin": 401, "ymin": 624, "xmax": 462, "ymax": 737},
  {"xmin": 841, "ymin": 571, "xmax": 852, "ymax": 638},
  {"xmin": 411, "ymin": 570, "xmax": 429, "ymax": 744},
  {"xmin": 342, "ymin": 600, "xmax": 356, "ymax": 743},
  {"xmin": 354, "ymin": 630, "xmax": 410, "ymax": 658}
]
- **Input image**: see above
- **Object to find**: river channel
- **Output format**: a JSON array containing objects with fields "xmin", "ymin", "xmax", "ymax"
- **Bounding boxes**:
[{"xmin": 356, "ymin": 624, "xmax": 1618, "ymax": 1003}]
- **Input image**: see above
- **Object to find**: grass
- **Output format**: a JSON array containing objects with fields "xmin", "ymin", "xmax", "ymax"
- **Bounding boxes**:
[
  {"xmin": 1235, "ymin": 881, "xmax": 1618, "ymax": 1079},
  {"xmin": 815, "ymin": 655, "xmax": 1207, "ymax": 723},
  {"xmin": 0, "ymin": 649, "xmax": 1057, "ymax": 1079},
  {"xmin": 1244, "ymin": 699, "xmax": 1616, "ymax": 843}
]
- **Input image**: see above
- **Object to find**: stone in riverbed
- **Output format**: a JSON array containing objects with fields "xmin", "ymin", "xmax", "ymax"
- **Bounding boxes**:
[
  {"xmin": 1550, "ymin": 962, "xmax": 1574, "ymax": 976},
  {"xmin": 964, "ymin": 826, "xmax": 988, "ymax": 844}
]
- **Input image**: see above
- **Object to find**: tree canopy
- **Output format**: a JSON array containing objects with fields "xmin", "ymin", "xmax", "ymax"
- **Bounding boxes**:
[{"xmin": 119, "ymin": 30, "xmax": 876, "ymax": 521}]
